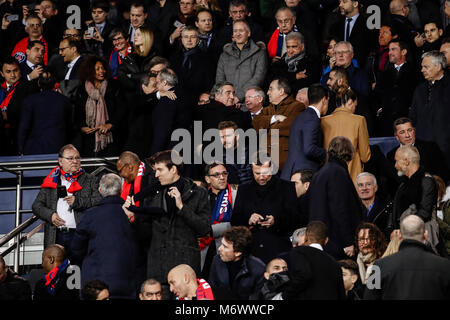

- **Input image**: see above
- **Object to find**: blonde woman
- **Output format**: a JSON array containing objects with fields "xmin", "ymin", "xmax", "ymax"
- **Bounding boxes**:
[{"xmin": 117, "ymin": 26, "xmax": 156, "ymax": 93}]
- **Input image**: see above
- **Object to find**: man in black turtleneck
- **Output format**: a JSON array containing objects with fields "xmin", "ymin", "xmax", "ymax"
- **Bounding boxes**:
[
  {"xmin": 230, "ymin": 154, "xmax": 298, "ymax": 264},
  {"xmin": 124, "ymin": 150, "xmax": 211, "ymax": 290}
]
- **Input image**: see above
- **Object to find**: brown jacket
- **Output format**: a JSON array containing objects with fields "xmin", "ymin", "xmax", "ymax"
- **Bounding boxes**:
[
  {"xmin": 252, "ymin": 95, "xmax": 305, "ymax": 169},
  {"xmin": 321, "ymin": 106, "xmax": 371, "ymax": 183}
]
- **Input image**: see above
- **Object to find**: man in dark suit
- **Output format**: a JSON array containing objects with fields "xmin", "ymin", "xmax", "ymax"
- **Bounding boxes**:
[
  {"xmin": 18, "ymin": 71, "xmax": 72, "ymax": 155},
  {"xmin": 169, "ymin": 26, "xmax": 216, "ymax": 108},
  {"xmin": 281, "ymin": 84, "xmax": 328, "ymax": 180},
  {"xmin": 58, "ymin": 38, "xmax": 84, "ymax": 81},
  {"xmin": 71, "ymin": 173, "xmax": 140, "ymax": 300},
  {"xmin": 0, "ymin": 57, "xmax": 37, "ymax": 155},
  {"xmin": 282, "ymin": 221, "xmax": 346, "ymax": 300},
  {"xmin": 308, "ymin": 136, "xmax": 362, "ymax": 260},
  {"xmin": 83, "ymin": 1, "xmax": 115, "ymax": 59},
  {"xmin": 387, "ymin": 117, "xmax": 449, "ymax": 182},
  {"xmin": 330, "ymin": 0, "xmax": 373, "ymax": 67},
  {"xmin": 231, "ymin": 154, "xmax": 298, "ymax": 264},
  {"xmin": 364, "ymin": 215, "xmax": 450, "ymax": 300},
  {"xmin": 19, "ymin": 40, "xmax": 45, "ymax": 81},
  {"xmin": 374, "ymin": 39, "xmax": 418, "ymax": 136}
]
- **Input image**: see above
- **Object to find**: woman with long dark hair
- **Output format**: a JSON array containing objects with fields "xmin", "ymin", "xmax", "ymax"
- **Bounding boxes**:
[{"xmin": 75, "ymin": 55, "xmax": 125, "ymax": 157}]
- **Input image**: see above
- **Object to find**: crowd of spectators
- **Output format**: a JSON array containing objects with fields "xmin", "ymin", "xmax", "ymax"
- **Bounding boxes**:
[{"xmin": 1, "ymin": 0, "xmax": 450, "ymax": 301}]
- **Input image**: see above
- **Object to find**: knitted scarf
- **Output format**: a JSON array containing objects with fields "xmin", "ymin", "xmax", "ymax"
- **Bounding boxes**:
[
  {"xmin": 85, "ymin": 80, "xmax": 113, "ymax": 153},
  {"xmin": 356, "ymin": 252, "xmax": 376, "ymax": 284},
  {"xmin": 284, "ymin": 51, "xmax": 306, "ymax": 73},
  {"xmin": 43, "ymin": 259, "xmax": 70, "ymax": 295},
  {"xmin": 41, "ymin": 166, "xmax": 84, "ymax": 193},
  {"xmin": 109, "ymin": 44, "xmax": 132, "ymax": 78},
  {"xmin": 121, "ymin": 161, "xmax": 145, "ymax": 207},
  {"xmin": 199, "ymin": 184, "xmax": 233, "ymax": 250}
]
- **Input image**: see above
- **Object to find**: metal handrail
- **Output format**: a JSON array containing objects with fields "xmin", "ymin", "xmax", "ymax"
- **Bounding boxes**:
[
  {"xmin": 0, "ymin": 221, "xmax": 45, "ymax": 258},
  {"xmin": 0, "ymin": 155, "xmax": 118, "ymax": 270}
]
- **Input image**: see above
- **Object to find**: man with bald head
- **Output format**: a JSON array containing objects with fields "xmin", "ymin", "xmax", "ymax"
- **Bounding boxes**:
[
  {"xmin": 33, "ymin": 244, "xmax": 79, "ymax": 300},
  {"xmin": 365, "ymin": 215, "xmax": 450, "ymax": 299},
  {"xmin": 168, "ymin": 264, "xmax": 216, "ymax": 300},
  {"xmin": 389, "ymin": 0, "xmax": 417, "ymax": 46},
  {"xmin": 392, "ymin": 145, "xmax": 437, "ymax": 240}
]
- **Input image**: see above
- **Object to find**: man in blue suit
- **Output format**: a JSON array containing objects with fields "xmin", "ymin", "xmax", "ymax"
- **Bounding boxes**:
[
  {"xmin": 281, "ymin": 84, "xmax": 328, "ymax": 180},
  {"xmin": 18, "ymin": 71, "xmax": 72, "ymax": 155}
]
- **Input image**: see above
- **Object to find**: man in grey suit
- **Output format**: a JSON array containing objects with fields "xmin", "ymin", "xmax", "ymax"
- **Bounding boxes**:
[{"xmin": 281, "ymin": 84, "xmax": 328, "ymax": 180}]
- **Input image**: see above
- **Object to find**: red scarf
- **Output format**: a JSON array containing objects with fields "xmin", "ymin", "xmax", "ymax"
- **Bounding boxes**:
[
  {"xmin": 41, "ymin": 166, "xmax": 84, "ymax": 193},
  {"xmin": 267, "ymin": 28, "xmax": 280, "ymax": 58},
  {"xmin": 195, "ymin": 279, "xmax": 215, "ymax": 300},
  {"xmin": 180, "ymin": 279, "xmax": 215, "ymax": 300},
  {"xmin": 121, "ymin": 162, "xmax": 145, "ymax": 206},
  {"xmin": 0, "ymin": 81, "xmax": 18, "ymax": 112}
]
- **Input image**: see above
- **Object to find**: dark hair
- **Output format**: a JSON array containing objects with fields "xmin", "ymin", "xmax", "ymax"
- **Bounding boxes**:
[
  {"xmin": 78, "ymin": 55, "xmax": 112, "ymax": 83},
  {"xmin": 306, "ymin": 221, "xmax": 328, "ymax": 244},
  {"xmin": 61, "ymin": 37, "xmax": 82, "ymax": 54},
  {"xmin": 27, "ymin": 40, "xmax": 44, "ymax": 51},
  {"xmin": 229, "ymin": 0, "xmax": 248, "ymax": 11},
  {"xmin": 380, "ymin": 23, "xmax": 398, "ymax": 37},
  {"xmin": 204, "ymin": 161, "xmax": 226, "ymax": 176},
  {"xmin": 272, "ymin": 77, "xmax": 291, "ymax": 96},
  {"xmin": 389, "ymin": 38, "xmax": 409, "ymax": 52},
  {"xmin": 81, "ymin": 280, "xmax": 109, "ymax": 300},
  {"xmin": 148, "ymin": 56, "xmax": 170, "ymax": 70},
  {"xmin": 354, "ymin": 222, "xmax": 387, "ymax": 258},
  {"xmin": 223, "ymin": 226, "xmax": 252, "ymax": 256},
  {"xmin": 108, "ymin": 27, "xmax": 128, "ymax": 41},
  {"xmin": 442, "ymin": 37, "xmax": 450, "ymax": 45},
  {"xmin": 291, "ymin": 169, "xmax": 313, "ymax": 183},
  {"xmin": 250, "ymin": 150, "xmax": 272, "ymax": 167},
  {"xmin": 218, "ymin": 120, "xmax": 238, "ymax": 131},
  {"xmin": 196, "ymin": 8, "xmax": 213, "ymax": 21},
  {"xmin": 308, "ymin": 83, "xmax": 329, "ymax": 105},
  {"xmin": 149, "ymin": 150, "xmax": 184, "ymax": 175},
  {"xmin": 433, "ymin": 175, "xmax": 446, "ymax": 204},
  {"xmin": 91, "ymin": 1, "xmax": 110, "ymax": 12},
  {"xmin": 393, "ymin": 117, "xmax": 413, "ymax": 133},
  {"xmin": 1, "ymin": 56, "xmax": 20, "ymax": 70},
  {"xmin": 131, "ymin": 0, "xmax": 148, "ymax": 13},
  {"xmin": 328, "ymin": 136, "xmax": 354, "ymax": 162},
  {"xmin": 338, "ymin": 259, "xmax": 359, "ymax": 276},
  {"xmin": 424, "ymin": 19, "xmax": 443, "ymax": 31},
  {"xmin": 38, "ymin": 71, "xmax": 56, "ymax": 90},
  {"xmin": 322, "ymin": 36, "xmax": 340, "ymax": 65}
]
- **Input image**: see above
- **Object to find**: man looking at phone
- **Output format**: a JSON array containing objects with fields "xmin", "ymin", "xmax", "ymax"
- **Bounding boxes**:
[
  {"xmin": 230, "ymin": 153, "xmax": 298, "ymax": 264},
  {"xmin": 32, "ymin": 144, "xmax": 101, "ymax": 253}
]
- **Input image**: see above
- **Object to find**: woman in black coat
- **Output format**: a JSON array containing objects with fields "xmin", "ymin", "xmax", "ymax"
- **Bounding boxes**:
[{"xmin": 74, "ymin": 55, "xmax": 126, "ymax": 157}]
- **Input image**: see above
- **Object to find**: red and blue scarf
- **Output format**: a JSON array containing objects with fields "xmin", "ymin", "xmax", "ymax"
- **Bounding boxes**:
[
  {"xmin": 43, "ymin": 259, "xmax": 70, "ymax": 296},
  {"xmin": 109, "ymin": 44, "xmax": 132, "ymax": 78},
  {"xmin": 0, "ymin": 81, "xmax": 18, "ymax": 112},
  {"xmin": 41, "ymin": 166, "xmax": 84, "ymax": 193},
  {"xmin": 199, "ymin": 184, "xmax": 233, "ymax": 250}
]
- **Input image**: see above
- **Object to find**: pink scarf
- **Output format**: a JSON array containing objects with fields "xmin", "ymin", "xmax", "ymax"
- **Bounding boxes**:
[{"xmin": 85, "ymin": 80, "xmax": 113, "ymax": 152}]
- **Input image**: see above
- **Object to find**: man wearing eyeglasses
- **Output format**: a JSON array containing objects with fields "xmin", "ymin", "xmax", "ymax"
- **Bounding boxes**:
[
  {"xmin": 32, "ymin": 144, "xmax": 101, "ymax": 253},
  {"xmin": 200, "ymin": 162, "xmax": 239, "ymax": 277}
]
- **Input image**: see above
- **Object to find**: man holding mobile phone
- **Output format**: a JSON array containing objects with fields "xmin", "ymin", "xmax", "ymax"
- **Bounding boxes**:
[{"xmin": 32, "ymin": 145, "xmax": 101, "ymax": 253}]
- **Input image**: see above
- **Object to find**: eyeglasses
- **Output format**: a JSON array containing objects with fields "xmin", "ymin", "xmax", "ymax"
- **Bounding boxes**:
[
  {"xmin": 208, "ymin": 172, "xmax": 228, "ymax": 178},
  {"xmin": 276, "ymin": 19, "xmax": 292, "ymax": 25},
  {"xmin": 112, "ymin": 36, "xmax": 125, "ymax": 42},
  {"xmin": 58, "ymin": 47, "xmax": 70, "ymax": 52},
  {"xmin": 62, "ymin": 156, "xmax": 81, "ymax": 161}
]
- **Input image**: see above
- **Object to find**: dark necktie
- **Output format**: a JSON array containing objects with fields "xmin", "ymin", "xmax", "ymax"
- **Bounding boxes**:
[{"xmin": 345, "ymin": 18, "xmax": 353, "ymax": 41}]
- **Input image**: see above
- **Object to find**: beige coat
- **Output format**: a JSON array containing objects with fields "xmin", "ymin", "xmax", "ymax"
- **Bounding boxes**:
[{"xmin": 321, "ymin": 106, "xmax": 371, "ymax": 183}]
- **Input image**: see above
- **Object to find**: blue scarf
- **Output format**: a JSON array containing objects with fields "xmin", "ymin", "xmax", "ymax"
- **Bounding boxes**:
[
  {"xmin": 43, "ymin": 259, "xmax": 70, "ymax": 296},
  {"xmin": 210, "ymin": 184, "xmax": 233, "ymax": 224}
]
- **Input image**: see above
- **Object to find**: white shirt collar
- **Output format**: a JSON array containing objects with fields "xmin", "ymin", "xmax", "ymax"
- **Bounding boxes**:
[
  {"xmin": 26, "ymin": 60, "xmax": 36, "ymax": 69},
  {"xmin": 251, "ymin": 107, "xmax": 263, "ymax": 117},
  {"xmin": 308, "ymin": 105, "xmax": 321, "ymax": 118},
  {"xmin": 68, "ymin": 55, "xmax": 81, "ymax": 68},
  {"xmin": 309, "ymin": 243, "xmax": 323, "ymax": 251}
]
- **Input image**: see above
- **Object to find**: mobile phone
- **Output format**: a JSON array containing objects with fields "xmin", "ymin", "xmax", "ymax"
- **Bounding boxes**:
[
  {"xmin": 57, "ymin": 185, "xmax": 68, "ymax": 198},
  {"xmin": 6, "ymin": 14, "xmax": 19, "ymax": 22},
  {"xmin": 88, "ymin": 26, "xmax": 95, "ymax": 37},
  {"xmin": 259, "ymin": 216, "xmax": 268, "ymax": 222},
  {"xmin": 173, "ymin": 20, "xmax": 183, "ymax": 28}
]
